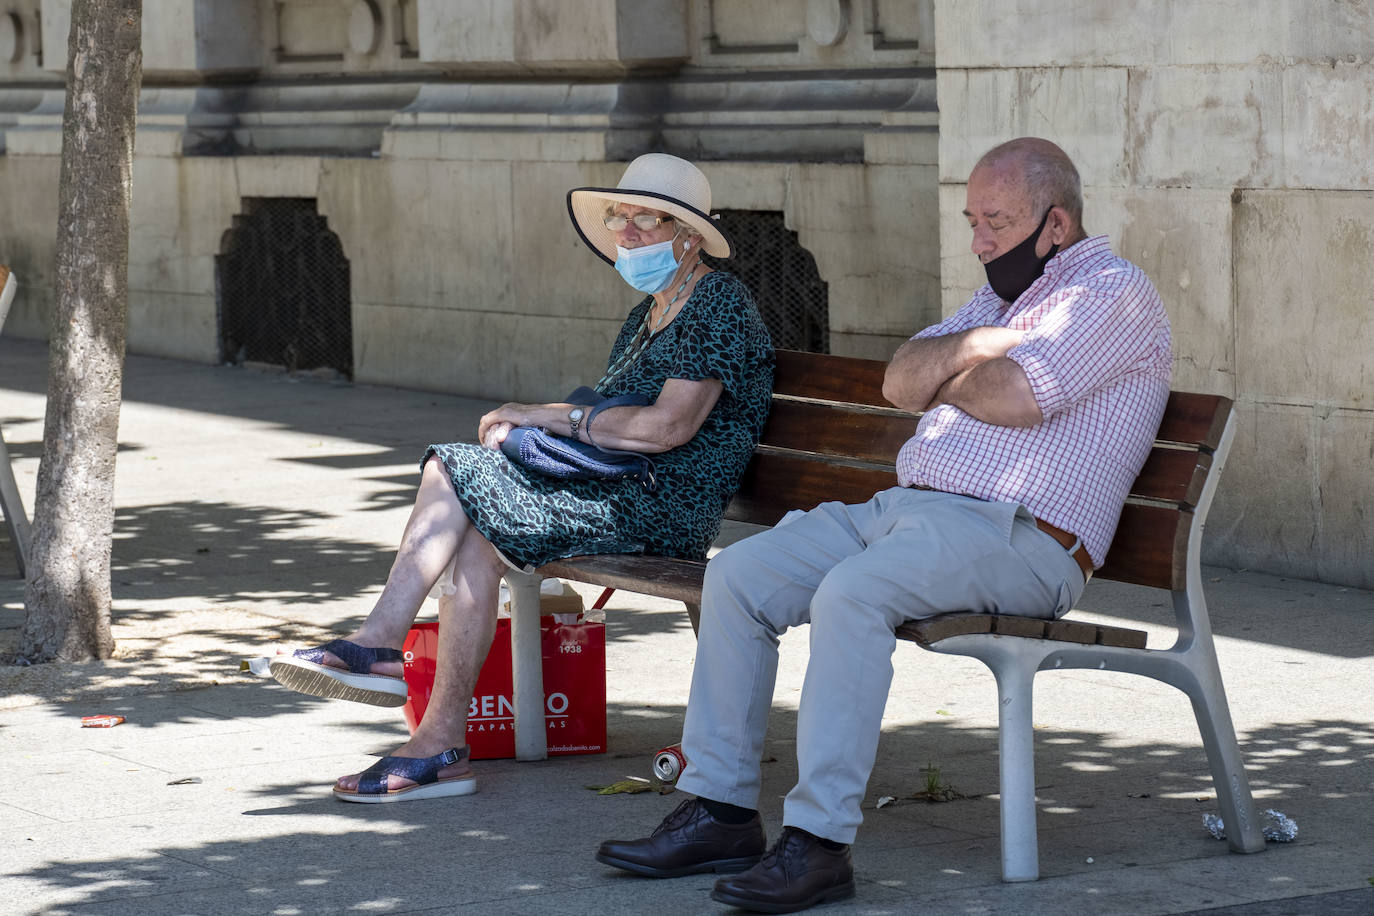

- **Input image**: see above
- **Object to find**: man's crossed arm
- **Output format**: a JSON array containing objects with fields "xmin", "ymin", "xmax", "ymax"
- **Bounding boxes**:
[{"xmin": 882, "ymin": 327, "xmax": 1043, "ymax": 428}]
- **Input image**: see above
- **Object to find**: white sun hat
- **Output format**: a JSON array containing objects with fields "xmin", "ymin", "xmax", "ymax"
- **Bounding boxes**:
[{"xmin": 567, "ymin": 153, "xmax": 732, "ymax": 265}]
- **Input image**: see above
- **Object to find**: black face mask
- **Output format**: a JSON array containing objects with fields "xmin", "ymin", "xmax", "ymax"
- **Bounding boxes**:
[{"xmin": 983, "ymin": 207, "xmax": 1058, "ymax": 303}]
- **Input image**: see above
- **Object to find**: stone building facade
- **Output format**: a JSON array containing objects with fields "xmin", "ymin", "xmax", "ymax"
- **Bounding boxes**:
[{"xmin": 0, "ymin": 0, "xmax": 1369, "ymax": 588}]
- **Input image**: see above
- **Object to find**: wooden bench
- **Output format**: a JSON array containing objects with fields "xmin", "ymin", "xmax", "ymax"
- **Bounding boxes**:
[{"xmin": 504, "ymin": 348, "xmax": 1265, "ymax": 880}]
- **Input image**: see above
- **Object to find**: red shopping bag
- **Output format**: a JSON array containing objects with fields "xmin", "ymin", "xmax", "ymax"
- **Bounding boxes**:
[{"xmin": 401, "ymin": 616, "xmax": 607, "ymax": 760}]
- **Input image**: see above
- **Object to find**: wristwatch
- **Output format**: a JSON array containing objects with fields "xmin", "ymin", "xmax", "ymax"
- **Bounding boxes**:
[{"xmin": 568, "ymin": 406, "xmax": 585, "ymax": 441}]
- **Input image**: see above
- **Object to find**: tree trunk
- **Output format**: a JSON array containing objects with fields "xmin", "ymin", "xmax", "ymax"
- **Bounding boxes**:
[{"xmin": 18, "ymin": 1, "xmax": 142, "ymax": 663}]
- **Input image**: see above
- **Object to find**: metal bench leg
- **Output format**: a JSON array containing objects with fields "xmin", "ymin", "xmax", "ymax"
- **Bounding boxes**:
[
  {"xmin": 975, "ymin": 641, "xmax": 1044, "ymax": 882},
  {"xmin": 1170, "ymin": 632, "xmax": 1266, "ymax": 854},
  {"xmin": 1187, "ymin": 677, "xmax": 1266, "ymax": 853},
  {"xmin": 684, "ymin": 601, "xmax": 700, "ymax": 636},
  {"xmin": 505, "ymin": 570, "xmax": 548, "ymax": 761},
  {"xmin": 0, "ymin": 426, "xmax": 30, "ymax": 577}
]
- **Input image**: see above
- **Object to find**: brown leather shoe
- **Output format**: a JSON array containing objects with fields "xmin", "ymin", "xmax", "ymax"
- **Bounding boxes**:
[
  {"xmin": 595, "ymin": 797, "xmax": 765, "ymax": 878},
  {"xmin": 710, "ymin": 826, "xmax": 855, "ymax": 913}
]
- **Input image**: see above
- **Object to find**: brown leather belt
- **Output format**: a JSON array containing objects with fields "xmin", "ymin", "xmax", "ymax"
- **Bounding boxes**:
[{"xmin": 1034, "ymin": 517, "xmax": 1093, "ymax": 581}]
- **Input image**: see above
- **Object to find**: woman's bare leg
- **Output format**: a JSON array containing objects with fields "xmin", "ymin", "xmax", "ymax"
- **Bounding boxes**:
[
  {"xmin": 335, "ymin": 526, "xmax": 507, "ymax": 791},
  {"xmin": 311, "ymin": 456, "xmax": 470, "ymax": 679}
]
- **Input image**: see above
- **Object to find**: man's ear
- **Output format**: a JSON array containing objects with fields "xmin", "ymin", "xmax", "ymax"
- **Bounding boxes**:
[{"xmin": 1047, "ymin": 205, "xmax": 1075, "ymax": 245}]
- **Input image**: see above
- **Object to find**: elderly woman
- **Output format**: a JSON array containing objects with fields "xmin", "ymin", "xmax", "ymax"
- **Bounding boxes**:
[{"xmin": 270, "ymin": 153, "xmax": 775, "ymax": 802}]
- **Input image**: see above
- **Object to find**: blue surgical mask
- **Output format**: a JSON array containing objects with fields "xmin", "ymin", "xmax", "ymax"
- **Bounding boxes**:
[{"xmin": 614, "ymin": 240, "xmax": 680, "ymax": 293}]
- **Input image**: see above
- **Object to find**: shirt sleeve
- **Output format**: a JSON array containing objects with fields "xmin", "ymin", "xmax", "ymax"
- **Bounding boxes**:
[
  {"xmin": 911, "ymin": 292, "xmax": 1002, "ymax": 341},
  {"xmin": 1007, "ymin": 262, "xmax": 1166, "ymax": 419}
]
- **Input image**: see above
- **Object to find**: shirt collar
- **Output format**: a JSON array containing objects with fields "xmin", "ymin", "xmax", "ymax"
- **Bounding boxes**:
[
  {"xmin": 1043, "ymin": 234, "xmax": 1112, "ymax": 280},
  {"xmin": 998, "ymin": 235, "xmax": 1113, "ymax": 312}
]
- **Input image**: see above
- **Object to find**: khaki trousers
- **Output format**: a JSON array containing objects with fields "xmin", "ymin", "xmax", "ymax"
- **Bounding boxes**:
[{"xmin": 675, "ymin": 487, "xmax": 1086, "ymax": 843}]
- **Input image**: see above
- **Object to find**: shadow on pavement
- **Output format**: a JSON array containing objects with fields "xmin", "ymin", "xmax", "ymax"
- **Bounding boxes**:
[
  {"xmin": 6, "ymin": 702, "xmax": 1370, "ymax": 915},
  {"xmin": 109, "ymin": 499, "xmax": 394, "ymax": 607}
]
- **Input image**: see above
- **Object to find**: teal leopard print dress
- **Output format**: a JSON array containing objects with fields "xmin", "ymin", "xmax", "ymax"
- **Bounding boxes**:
[{"xmin": 425, "ymin": 271, "xmax": 774, "ymax": 570}]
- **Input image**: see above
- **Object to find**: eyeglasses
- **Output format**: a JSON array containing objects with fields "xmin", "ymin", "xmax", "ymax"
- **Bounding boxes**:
[{"xmin": 604, "ymin": 213, "xmax": 675, "ymax": 231}]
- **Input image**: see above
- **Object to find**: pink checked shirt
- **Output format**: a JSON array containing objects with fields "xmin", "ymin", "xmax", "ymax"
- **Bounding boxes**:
[{"xmin": 896, "ymin": 236, "xmax": 1172, "ymax": 567}]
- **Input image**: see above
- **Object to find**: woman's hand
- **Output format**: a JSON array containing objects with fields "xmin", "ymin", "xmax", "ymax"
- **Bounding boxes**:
[
  {"xmin": 483, "ymin": 421, "xmax": 514, "ymax": 450},
  {"xmin": 478, "ymin": 403, "xmax": 533, "ymax": 449}
]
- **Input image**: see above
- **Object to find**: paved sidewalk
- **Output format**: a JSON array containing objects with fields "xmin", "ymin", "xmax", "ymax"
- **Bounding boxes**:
[{"xmin": 1, "ymin": 337, "xmax": 1372, "ymax": 916}]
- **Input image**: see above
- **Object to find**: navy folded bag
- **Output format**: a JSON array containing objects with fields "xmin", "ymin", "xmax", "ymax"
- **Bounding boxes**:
[{"xmin": 500, "ymin": 388, "xmax": 658, "ymax": 491}]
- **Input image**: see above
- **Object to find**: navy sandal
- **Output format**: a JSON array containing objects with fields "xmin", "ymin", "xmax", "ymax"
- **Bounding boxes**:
[
  {"xmin": 269, "ymin": 638, "xmax": 408, "ymax": 707},
  {"xmin": 334, "ymin": 746, "xmax": 476, "ymax": 803}
]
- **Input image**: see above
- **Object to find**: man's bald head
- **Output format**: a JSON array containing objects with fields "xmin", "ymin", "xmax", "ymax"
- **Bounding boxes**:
[{"xmin": 972, "ymin": 138, "xmax": 1084, "ymax": 228}]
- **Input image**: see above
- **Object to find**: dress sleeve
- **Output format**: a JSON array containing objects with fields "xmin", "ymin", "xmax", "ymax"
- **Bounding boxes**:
[{"xmin": 665, "ymin": 272, "xmax": 764, "ymax": 397}]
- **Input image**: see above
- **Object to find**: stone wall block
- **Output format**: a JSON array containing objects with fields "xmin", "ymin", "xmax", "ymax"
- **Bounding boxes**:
[
  {"xmin": 1206, "ymin": 400, "xmax": 1319, "ymax": 580},
  {"xmin": 128, "ymin": 157, "xmax": 248, "ymax": 362},
  {"xmin": 1129, "ymin": 66, "xmax": 1283, "ymax": 189},
  {"xmin": 319, "ymin": 159, "xmax": 514, "ymax": 315},
  {"xmin": 701, "ymin": 162, "xmax": 790, "ymax": 212},
  {"xmin": 1097, "ymin": 188, "xmax": 1236, "ymax": 397},
  {"xmin": 936, "ymin": 182, "xmax": 983, "ymax": 318},
  {"xmin": 419, "ymin": 0, "xmax": 686, "ymax": 68},
  {"xmin": 937, "ymin": 68, "xmax": 1129, "ymax": 188},
  {"xmin": 419, "ymin": 0, "xmax": 515, "ymax": 63},
  {"xmin": 127, "ymin": 291, "xmax": 218, "ymax": 363},
  {"xmin": 434, "ymin": 130, "xmax": 608, "ymax": 163},
  {"xmin": 352, "ymin": 304, "xmax": 613, "ymax": 402},
  {"xmin": 1283, "ymin": 62, "xmax": 1374, "ymax": 191},
  {"xmin": 613, "ymin": 0, "xmax": 690, "ymax": 62},
  {"xmin": 0, "ymin": 153, "xmax": 58, "ymax": 338},
  {"xmin": 710, "ymin": 0, "xmax": 805, "ymax": 49},
  {"xmin": 1314, "ymin": 408, "xmax": 1374, "ymax": 588},
  {"xmin": 233, "ymin": 156, "xmax": 323, "ymax": 200},
  {"xmin": 511, "ymin": 160, "xmax": 629, "ymax": 322},
  {"xmin": 791, "ymin": 163, "xmax": 941, "ymax": 338},
  {"xmin": 43, "ymin": 0, "xmax": 259, "ymax": 74},
  {"xmin": 514, "ymin": 0, "xmax": 617, "ymax": 61},
  {"xmin": 934, "ymin": 0, "xmax": 1159, "ymax": 69},
  {"xmin": 1233, "ymin": 190, "xmax": 1374, "ymax": 408},
  {"xmin": 933, "ymin": 0, "xmax": 1372, "ymax": 69}
]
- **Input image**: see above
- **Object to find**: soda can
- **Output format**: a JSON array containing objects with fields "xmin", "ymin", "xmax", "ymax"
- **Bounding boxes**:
[
  {"xmin": 80, "ymin": 715, "xmax": 125, "ymax": 728},
  {"xmin": 653, "ymin": 743, "xmax": 686, "ymax": 784}
]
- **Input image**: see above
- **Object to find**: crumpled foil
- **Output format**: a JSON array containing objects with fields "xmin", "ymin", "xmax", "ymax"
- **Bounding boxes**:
[
  {"xmin": 1203, "ymin": 808, "xmax": 1298, "ymax": 843},
  {"xmin": 240, "ymin": 656, "xmax": 272, "ymax": 676}
]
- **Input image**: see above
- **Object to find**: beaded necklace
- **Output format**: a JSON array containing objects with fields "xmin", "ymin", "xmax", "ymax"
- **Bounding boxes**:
[{"xmin": 595, "ymin": 263, "xmax": 700, "ymax": 390}]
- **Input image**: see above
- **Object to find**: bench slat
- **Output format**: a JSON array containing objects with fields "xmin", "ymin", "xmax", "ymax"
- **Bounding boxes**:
[
  {"xmin": 773, "ymin": 349, "xmax": 891, "ymax": 407},
  {"xmin": 724, "ymin": 452, "xmax": 899, "ymax": 528},
  {"xmin": 895, "ymin": 613, "xmax": 1147, "ymax": 650},
  {"xmin": 1131, "ymin": 447, "xmax": 1212, "ymax": 507},
  {"xmin": 1157, "ymin": 391, "xmax": 1232, "ymax": 450},
  {"xmin": 1096, "ymin": 502, "xmax": 1190, "ymax": 589},
  {"xmin": 758, "ymin": 398, "xmax": 914, "ymax": 466},
  {"xmin": 537, "ymin": 553, "xmax": 707, "ymax": 605},
  {"xmin": 755, "ymin": 422, "xmax": 1211, "ymax": 509}
]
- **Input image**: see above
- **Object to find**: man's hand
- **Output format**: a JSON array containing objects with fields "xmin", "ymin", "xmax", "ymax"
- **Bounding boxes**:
[{"xmin": 883, "ymin": 326, "xmax": 1026, "ymax": 412}]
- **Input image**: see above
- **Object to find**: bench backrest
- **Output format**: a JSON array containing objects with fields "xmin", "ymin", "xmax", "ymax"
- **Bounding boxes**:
[{"xmin": 726, "ymin": 349, "xmax": 1234, "ymax": 592}]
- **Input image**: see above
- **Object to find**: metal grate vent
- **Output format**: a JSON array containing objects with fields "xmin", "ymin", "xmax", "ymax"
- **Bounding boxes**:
[
  {"xmin": 702, "ymin": 210, "xmax": 829, "ymax": 353},
  {"xmin": 216, "ymin": 198, "xmax": 353, "ymax": 378}
]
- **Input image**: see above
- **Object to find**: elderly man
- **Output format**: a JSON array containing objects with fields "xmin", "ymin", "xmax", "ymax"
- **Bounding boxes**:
[{"xmin": 596, "ymin": 137, "xmax": 1173, "ymax": 913}]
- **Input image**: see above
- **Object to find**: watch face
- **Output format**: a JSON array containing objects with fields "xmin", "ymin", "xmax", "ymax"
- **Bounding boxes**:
[{"xmin": 569, "ymin": 408, "xmax": 585, "ymax": 421}]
